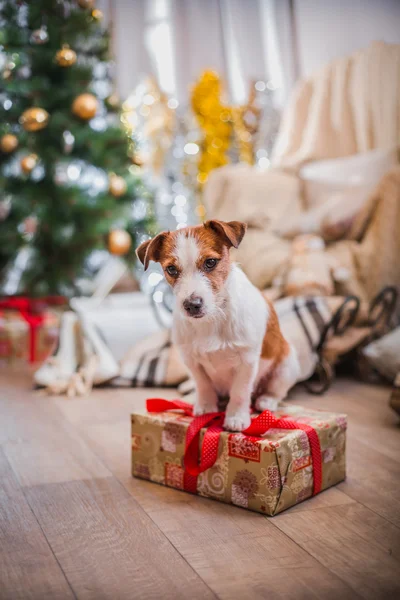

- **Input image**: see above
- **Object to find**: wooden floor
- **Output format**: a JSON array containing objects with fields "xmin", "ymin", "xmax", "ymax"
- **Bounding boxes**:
[{"xmin": 0, "ymin": 371, "xmax": 399, "ymax": 600}]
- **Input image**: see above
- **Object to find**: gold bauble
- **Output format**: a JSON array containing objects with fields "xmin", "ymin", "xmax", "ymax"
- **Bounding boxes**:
[
  {"xmin": 92, "ymin": 8, "xmax": 103, "ymax": 20},
  {"xmin": 108, "ymin": 230, "xmax": 132, "ymax": 256},
  {"xmin": 78, "ymin": 0, "xmax": 95, "ymax": 8},
  {"xmin": 21, "ymin": 154, "xmax": 38, "ymax": 174},
  {"xmin": 109, "ymin": 174, "xmax": 127, "ymax": 197},
  {"xmin": 105, "ymin": 92, "xmax": 120, "ymax": 110},
  {"xmin": 131, "ymin": 153, "xmax": 143, "ymax": 167},
  {"xmin": 20, "ymin": 107, "xmax": 49, "ymax": 131},
  {"xmin": 55, "ymin": 45, "xmax": 77, "ymax": 67},
  {"xmin": 72, "ymin": 93, "xmax": 98, "ymax": 120},
  {"xmin": 0, "ymin": 134, "xmax": 18, "ymax": 153}
]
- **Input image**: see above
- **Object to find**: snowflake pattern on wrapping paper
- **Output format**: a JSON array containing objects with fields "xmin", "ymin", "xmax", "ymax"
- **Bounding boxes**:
[
  {"xmin": 228, "ymin": 434, "xmax": 261, "ymax": 462},
  {"xmin": 266, "ymin": 465, "xmax": 280, "ymax": 489},
  {"xmin": 335, "ymin": 416, "xmax": 347, "ymax": 431},
  {"xmin": 132, "ymin": 434, "xmax": 141, "ymax": 451},
  {"xmin": 134, "ymin": 463, "xmax": 150, "ymax": 479},
  {"xmin": 165, "ymin": 462, "xmax": 185, "ymax": 489},
  {"xmin": 231, "ymin": 484, "xmax": 249, "ymax": 507},
  {"xmin": 323, "ymin": 447, "xmax": 336, "ymax": 463},
  {"xmin": 232, "ymin": 469, "xmax": 259, "ymax": 500}
]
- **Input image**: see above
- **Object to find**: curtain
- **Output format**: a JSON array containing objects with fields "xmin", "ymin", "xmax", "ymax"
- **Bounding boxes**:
[{"xmin": 100, "ymin": 0, "xmax": 295, "ymax": 107}]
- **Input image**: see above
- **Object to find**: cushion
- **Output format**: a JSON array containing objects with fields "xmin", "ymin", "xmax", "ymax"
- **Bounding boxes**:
[
  {"xmin": 362, "ymin": 326, "xmax": 400, "ymax": 382},
  {"xmin": 204, "ymin": 164, "xmax": 302, "ymax": 229},
  {"xmin": 277, "ymin": 147, "xmax": 399, "ymax": 241},
  {"xmin": 300, "ymin": 146, "xmax": 399, "ymax": 209}
]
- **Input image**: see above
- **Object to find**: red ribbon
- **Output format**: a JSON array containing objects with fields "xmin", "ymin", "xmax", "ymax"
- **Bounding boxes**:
[
  {"xmin": 0, "ymin": 296, "xmax": 64, "ymax": 362},
  {"xmin": 146, "ymin": 398, "xmax": 323, "ymax": 496}
]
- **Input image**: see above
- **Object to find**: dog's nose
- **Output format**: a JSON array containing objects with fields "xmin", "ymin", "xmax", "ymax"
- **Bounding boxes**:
[{"xmin": 183, "ymin": 296, "xmax": 203, "ymax": 316}]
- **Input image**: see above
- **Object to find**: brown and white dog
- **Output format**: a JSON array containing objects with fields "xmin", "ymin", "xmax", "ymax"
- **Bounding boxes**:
[{"xmin": 136, "ymin": 220, "xmax": 300, "ymax": 431}]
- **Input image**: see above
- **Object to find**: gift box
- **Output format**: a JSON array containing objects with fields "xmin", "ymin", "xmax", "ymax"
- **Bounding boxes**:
[
  {"xmin": 0, "ymin": 297, "xmax": 64, "ymax": 364},
  {"xmin": 131, "ymin": 399, "xmax": 347, "ymax": 516}
]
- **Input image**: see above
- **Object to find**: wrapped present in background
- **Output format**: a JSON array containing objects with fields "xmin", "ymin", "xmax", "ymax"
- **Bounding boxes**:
[
  {"xmin": 0, "ymin": 297, "xmax": 64, "ymax": 364},
  {"xmin": 132, "ymin": 399, "xmax": 347, "ymax": 517}
]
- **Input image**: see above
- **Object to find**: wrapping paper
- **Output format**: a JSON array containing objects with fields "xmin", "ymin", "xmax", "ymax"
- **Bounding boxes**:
[
  {"xmin": 131, "ymin": 401, "xmax": 347, "ymax": 516},
  {"xmin": 0, "ymin": 301, "xmax": 61, "ymax": 364}
]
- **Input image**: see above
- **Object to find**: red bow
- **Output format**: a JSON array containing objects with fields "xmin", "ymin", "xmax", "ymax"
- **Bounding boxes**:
[
  {"xmin": 146, "ymin": 398, "xmax": 322, "ymax": 496},
  {"xmin": 0, "ymin": 296, "xmax": 64, "ymax": 362}
]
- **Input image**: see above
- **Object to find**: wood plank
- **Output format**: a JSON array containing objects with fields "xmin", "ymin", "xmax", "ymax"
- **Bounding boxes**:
[
  {"xmin": 123, "ymin": 477, "xmax": 359, "ymax": 600},
  {"xmin": 0, "ymin": 378, "xmax": 111, "ymax": 487},
  {"xmin": 0, "ymin": 449, "xmax": 75, "ymax": 600},
  {"xmin": 25, "ymin": 476, "xmax": 216, "ymax": 600},
  {"xmin": 272, "ymin": 502, "xmax": 400, "ymax": 600},
  {"xmin": 338, "ymin": 436, "xmax": 400, "ymax": 527}
]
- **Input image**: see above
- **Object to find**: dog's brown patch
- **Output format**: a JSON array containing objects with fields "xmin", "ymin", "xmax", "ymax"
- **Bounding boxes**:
[{"xmin": 261, "ymin": 297, "xmax": 290, "ymax": 363}]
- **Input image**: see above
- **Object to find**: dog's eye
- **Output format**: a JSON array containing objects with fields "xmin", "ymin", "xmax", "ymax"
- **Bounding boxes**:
[
  {"xmin": 166, "ymin": 265, "xmax": 179, "ymax": 277},
  {"xmin": 204, "ymin": 258, "xmax": 217, "ymax": 271}
]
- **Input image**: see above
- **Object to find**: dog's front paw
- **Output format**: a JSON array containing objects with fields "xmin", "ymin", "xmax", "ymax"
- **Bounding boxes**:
[
  {"xmin": 255, "ymin": 396, "xmax": 280, "ymax": 412},
  {"xmin": 224, "ymin": 411, "xmax": 251, "ymax": 432},
  {"xmin": 193, "ymin": 395, "xmax": 218, "ymax": 416}
]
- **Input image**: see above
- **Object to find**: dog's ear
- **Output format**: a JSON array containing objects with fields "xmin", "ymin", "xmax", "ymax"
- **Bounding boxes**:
[
  {"xmin": 205, "ymin": 220, "xmax": 247, "ymax": 249},
  {"xmin": 136, "ymin": 232, "xmax": 169, "ymax": 270}
]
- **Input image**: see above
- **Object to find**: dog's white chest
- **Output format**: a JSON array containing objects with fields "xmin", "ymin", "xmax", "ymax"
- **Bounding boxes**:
[{"xmin": 198, "ymin": 347, "xmax": 242, "ymax": 397}]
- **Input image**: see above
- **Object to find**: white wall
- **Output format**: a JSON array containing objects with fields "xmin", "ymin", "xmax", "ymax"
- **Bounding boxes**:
[{"xmin": 294, "ymin": 0, "xmax": 400, "ymax": 78}]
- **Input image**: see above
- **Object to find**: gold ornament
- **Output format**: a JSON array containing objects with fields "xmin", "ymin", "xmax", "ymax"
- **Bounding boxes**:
[
  {"xmin": 130, "ymin": 152, "xmax": 144, "ymax": 167},
  {"xmin": 55, "ymin": 45, "xmax": 77, "ymax": 67},
  {"xmin": 20, "ymin": 107, "xmax": 49, "ymax": 132},
  {"xmin": 21, "ymin": 154, "xmax": 38, "ymax": 174},
  {"xmin": 78, "ymin": 0, "xmax": 95, "ymax": 8},
  {"xmin": 109, "ymin": 174, "xmax": 127, "ymax": 197},
  {"xmin": 108, "ymin": 230, "xmax": 132, "ymax": 256},
  {"xmin": 72, "ymin": 93, "xmax": 98, "ymax": 120},
  {"xmin": 91, "ymin": 8, "xmax": 103, "ymax": 20},
  {"xmin": 105, "ymin": 92, "xmax": 120, "ymax": 110},
  {"xmin": 0, "ymin": 134, "xmax": 18, "ymax": 153},
  {"xmin": 30, "ymin": 25, "xmax": 49, "ymax": 45}
]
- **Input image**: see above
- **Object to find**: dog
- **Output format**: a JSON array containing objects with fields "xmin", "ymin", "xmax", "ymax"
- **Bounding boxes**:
[{"xmin": 136, "ymin": 220, "xmax": 300, "ymax": 431}]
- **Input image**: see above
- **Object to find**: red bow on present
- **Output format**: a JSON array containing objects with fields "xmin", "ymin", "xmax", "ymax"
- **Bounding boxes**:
[
  {"xmin": 0, "ymin": 296, "xmax": 64, "ymax": 362},
  {"xmin": 146, "ymin": 398, "xmax": 322, "ymax": 496}
]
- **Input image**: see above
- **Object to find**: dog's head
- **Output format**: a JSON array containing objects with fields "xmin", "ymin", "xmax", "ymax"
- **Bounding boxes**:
[{"xmin": 136, "ymin": 220, "xmax": 247, "ymax": 320}]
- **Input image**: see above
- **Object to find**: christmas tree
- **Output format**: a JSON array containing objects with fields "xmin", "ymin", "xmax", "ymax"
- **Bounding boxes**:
[{"xmin": 0, "ymin": 0, "xmax": 155, "ymax": 297}]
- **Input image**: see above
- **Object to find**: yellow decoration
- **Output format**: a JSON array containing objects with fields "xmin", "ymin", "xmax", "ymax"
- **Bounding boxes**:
[
  {"xmin": 21, "ymin": 154, "xmax": 38, "ymax": 174},
  {"xmin": 108, "ymin": 230, "xmax": 131, "ymax": 256},
  {"xmin": 91, "ymin": 8, "xmax": 103, "ymax": 20},
  {"xmin": 20, "ymin": 107, "xmax": 49, "ymax": 132},
  {"xmin": 72, "ymin": 93, "xmax": 98, "ymax": 120},
  {"xmin": 55, "ymin": 45, "xmax": 77, "ymax": 67},
  {"xmin": 191, "ymin": 70, "xmax": 232, "ymax": 188},
  {"xmin": 0, "ymin": 134, "xmax": 18, "ymax": 153},
  {"xmin": 78, "ymin": 0, "xmax": 95, "ymax": 8},
  {"xmin": 109, "ymin": 174, "xmax": 127, "ymax": 197}
]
